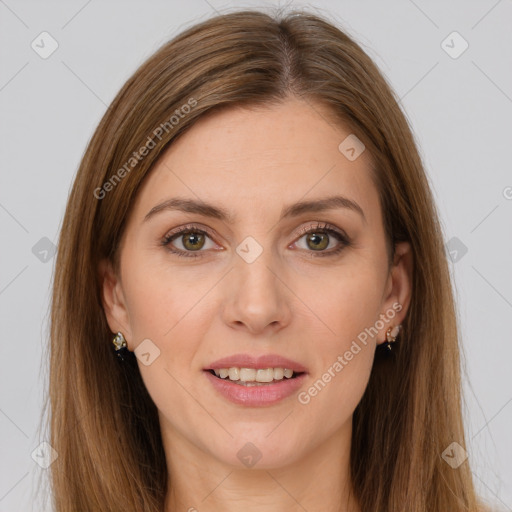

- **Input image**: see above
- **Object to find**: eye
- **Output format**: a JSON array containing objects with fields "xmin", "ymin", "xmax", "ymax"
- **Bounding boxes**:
[
  {"xmin": 161, "ymin": 222, "xmax": 351, "ymax": 259},
  {"xmin": 292, "ymin": 222, "xmax": 351, "ymax": 257},
  {"xmin": 161, "ymin": 224, "xmax": 219, "ymax": 258}
]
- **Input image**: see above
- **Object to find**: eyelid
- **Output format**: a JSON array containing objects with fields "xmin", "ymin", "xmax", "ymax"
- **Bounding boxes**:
[
  {"xmin": 163, "ymin": 222, "xmax": 347, "ymax": 241},
  {"xmin": 294, "ymin": 222, "xmax": 348, "ymax": 240},
  {"xmin": 163, "ymin": 222, "xmax": 218, "ymax": 241}
]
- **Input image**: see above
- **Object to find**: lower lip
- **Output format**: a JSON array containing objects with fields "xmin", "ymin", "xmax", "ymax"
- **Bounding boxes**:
[{"xmin": 203, "ymin": 370, "xmax": 307, "ymax": 407}]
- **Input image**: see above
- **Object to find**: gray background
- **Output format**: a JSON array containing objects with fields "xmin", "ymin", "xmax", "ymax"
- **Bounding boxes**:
[{"xmin": 1, "ymin": 0, "xmax": 511, "ymax": 510}]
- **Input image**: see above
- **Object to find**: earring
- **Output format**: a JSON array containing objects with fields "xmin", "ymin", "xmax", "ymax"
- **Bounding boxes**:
[
  {"xmin": 384, "ymin": 325, "xmax": 402, "ymax": 351},
  {"xmin": 112, "ymin": 332, "xmax": 129, "ymax": 361}
]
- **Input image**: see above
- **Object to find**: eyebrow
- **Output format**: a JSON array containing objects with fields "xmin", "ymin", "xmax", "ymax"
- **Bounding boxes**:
[{"xmin": 144, "ymin": 195, "xmax": 366, "ymax": 224}]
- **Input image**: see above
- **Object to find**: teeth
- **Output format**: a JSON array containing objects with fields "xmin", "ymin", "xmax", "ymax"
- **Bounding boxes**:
[
  {"xmin": 228, "ymin": 367, "xmax": 240, "ymax": 381},
  {"xmin": 256, "ymin": 369, "xmax": 274, "ymax": 382},
  {"xmin": 212, "ymin": 367, "xmax": 298, "ymax": 383},
  {"xmin": 240, "ymin": 368, "xmax": 257, "ymax": 381},
  {"xmin": 273, "ymin": 368, "xmax": 284, "ymax": 380}
]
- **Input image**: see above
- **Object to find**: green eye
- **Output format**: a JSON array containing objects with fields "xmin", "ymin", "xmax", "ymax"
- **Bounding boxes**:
[
  {"xmin": 181, "ymin": 231, "xmax": 206, "ymax": 251},
  {"xmin": 293, "ymin": 224, "xmax": 350, "ymax": 257},
  {"xmin": 304, "ymin": 232, "xmax": 330, "ymax": 251},
  {"xmin": 162, "ymin": 228, "xmax": 214, "ymax": 258},
  {"xmin": 162, "ymin": 222, "xmax": 350, "ymax": 259}
]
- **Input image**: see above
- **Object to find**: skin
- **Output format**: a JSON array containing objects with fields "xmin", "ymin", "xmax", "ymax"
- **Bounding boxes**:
[{"xmin": 100, "ymin": 97, "xmax": 413, "ymax": 512}]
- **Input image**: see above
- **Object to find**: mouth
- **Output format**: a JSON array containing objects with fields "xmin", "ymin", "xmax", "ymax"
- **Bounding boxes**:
[
  {"xmin": 203, "ymin": 354, "xmax": 308, "ymax": 406},
  {"xmin": 203, "ymin": 368, "xmax": 307, "ymax": 407},
  {"xmin": 205, "ymin": 367, "xmax": 306, "ymax": 386}
]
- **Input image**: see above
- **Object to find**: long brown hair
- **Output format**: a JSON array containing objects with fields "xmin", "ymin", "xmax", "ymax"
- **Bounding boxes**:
[{"xmin": 42, "ymin": 7, "xmax": 483, "ymax": 511}]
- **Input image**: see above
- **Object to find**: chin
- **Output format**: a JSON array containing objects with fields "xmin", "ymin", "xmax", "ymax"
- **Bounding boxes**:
[{"xmin": 206, "ymin": 432, "xmax": 304, "ymax": 470}]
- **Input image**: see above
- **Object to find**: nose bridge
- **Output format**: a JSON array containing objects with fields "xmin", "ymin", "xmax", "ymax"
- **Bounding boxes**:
[
  {"xmin": 237, "ymin": 248, "xmax": 276, "ymax": 291},
  {"xmin": 222, "ymin": 236, "xmax": 291, "ymax": 332},
  {"xmin": 234, "ymin": 237, "xmax": 281, "ymax": 302}
]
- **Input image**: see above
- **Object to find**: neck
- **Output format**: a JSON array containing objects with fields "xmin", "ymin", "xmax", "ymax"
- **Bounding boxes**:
[{"xmin": 162, "ymin": 419, "xmax": 360, "ymax": 512}]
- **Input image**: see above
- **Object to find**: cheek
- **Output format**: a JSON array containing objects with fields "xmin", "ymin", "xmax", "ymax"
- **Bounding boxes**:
[
  {"xmin": 122, "ymin": 252, "xmax": 201, "ymax": 340},
  {"xmin": 293, "ymin": 265, "xmax": 384, "ymax": 413},
  {"xmin": 299, "ymin": 262, "xmax": 385, "ymax": 351},
  {"xmin": 120, "ymin": 253, "xmax": 215, "ymax": 388}
]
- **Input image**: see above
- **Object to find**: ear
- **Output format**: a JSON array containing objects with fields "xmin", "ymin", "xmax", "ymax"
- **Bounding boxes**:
[
  {"xmin": 377, "ymin": 241, "xmax": 413, "ymax": 344},
  {"xmin": 98, "ymin": 259, "xmax": 133, "ymax": 348}
]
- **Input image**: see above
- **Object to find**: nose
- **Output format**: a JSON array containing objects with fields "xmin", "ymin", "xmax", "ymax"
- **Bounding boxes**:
[{"xmin": 221, "ymin": 249, "xmax": 292, "ymax": 335}]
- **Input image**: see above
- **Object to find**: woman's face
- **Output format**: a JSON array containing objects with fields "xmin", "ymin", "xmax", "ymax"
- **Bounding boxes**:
[{"xmin": 102, "ymin": 97, "xmax": 412, "ymax": 470}]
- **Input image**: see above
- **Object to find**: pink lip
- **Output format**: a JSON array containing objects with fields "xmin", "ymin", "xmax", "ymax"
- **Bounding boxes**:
[
  {"xmin": 204, "ymin": 370, "xmax": 307, "ymax": 407},
  {"xmin": 205, "ymin": 353, "xmax": 308, "ymax": 372}
]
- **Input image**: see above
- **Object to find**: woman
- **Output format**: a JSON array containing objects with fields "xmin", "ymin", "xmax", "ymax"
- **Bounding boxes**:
[{"xmin": 45, "ymin": 8, "xmax": 487, "ymax": 511}]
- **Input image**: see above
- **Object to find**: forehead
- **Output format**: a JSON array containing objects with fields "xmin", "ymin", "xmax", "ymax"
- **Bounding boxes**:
[{"xmin": 132, "ymin": 98, "xmax": 380, "ymax": 225}]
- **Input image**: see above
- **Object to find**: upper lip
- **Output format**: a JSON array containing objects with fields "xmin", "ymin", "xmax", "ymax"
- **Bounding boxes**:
[{"xmin": 205, "ymin": 353, "xmax": 308, "ymax": 373}]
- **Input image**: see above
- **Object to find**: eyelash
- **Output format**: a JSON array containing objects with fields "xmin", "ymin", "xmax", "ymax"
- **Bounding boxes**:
[{"xmin": 161, "ymin": 222, "xmax": 351, "ymax": 259}]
